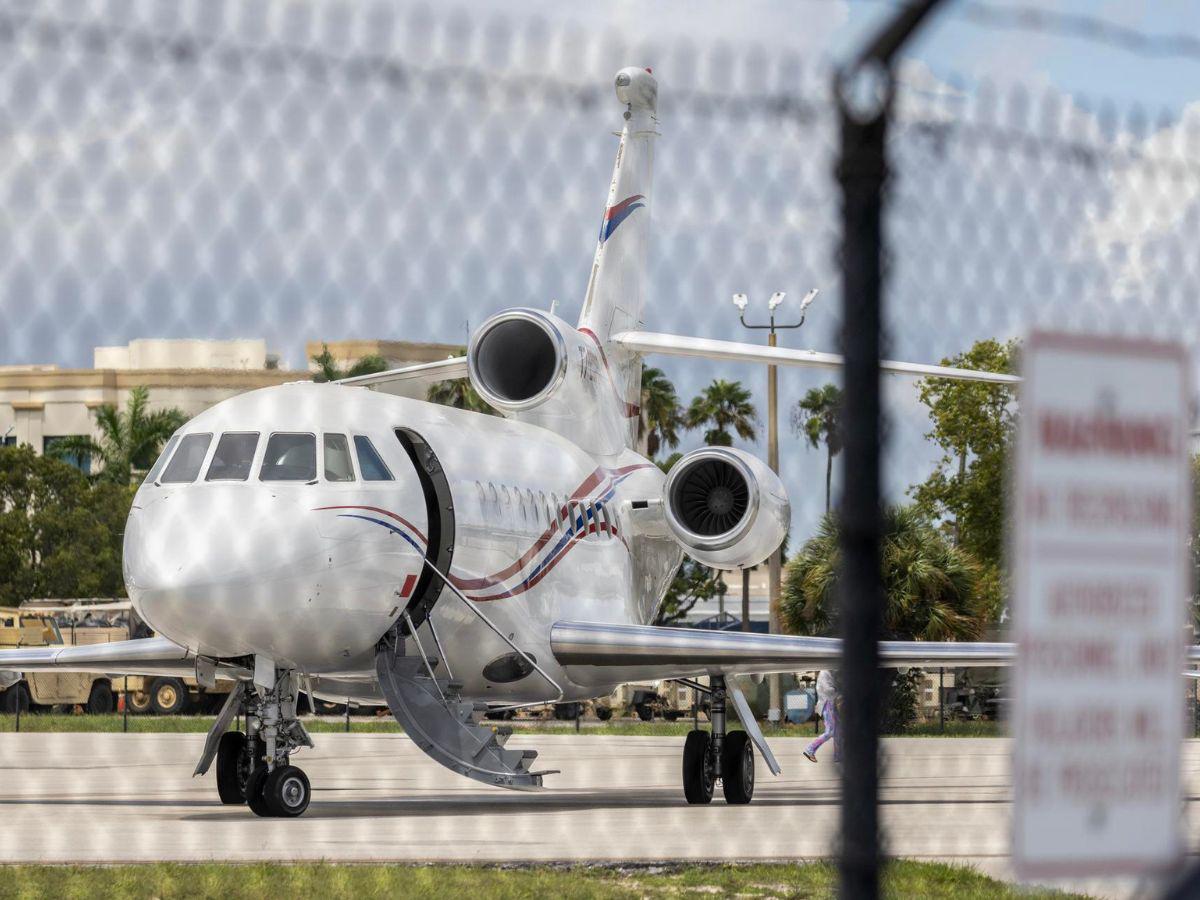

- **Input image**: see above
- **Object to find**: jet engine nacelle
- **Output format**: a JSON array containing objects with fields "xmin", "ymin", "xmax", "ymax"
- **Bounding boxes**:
[
  {"xmin": 467, "ymin": 308, "xmax": 629, "ymax": 454},
  {"xmin": 662, "ymin": 447, "xmax": 790, "ymax": 570}
]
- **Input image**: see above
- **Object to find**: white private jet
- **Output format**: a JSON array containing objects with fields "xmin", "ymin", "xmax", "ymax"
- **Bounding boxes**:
[{"xmin": 0, "ymin": 68, "xmax": 1025, "ymax": 818}]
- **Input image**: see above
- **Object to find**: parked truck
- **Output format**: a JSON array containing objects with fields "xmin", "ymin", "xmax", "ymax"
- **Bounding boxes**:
[{"xmin": 0, "ymin": 605, "xmax": 125, "ymax": 713}]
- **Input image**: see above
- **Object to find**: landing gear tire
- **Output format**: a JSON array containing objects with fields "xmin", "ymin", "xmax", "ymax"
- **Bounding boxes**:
[
  {"xmin": 262, "ymin": 765, "xmax": 311, "ymax": 818},
  {"xmin": 682, "ymin": 729, "xmax": 715, "ymax": 804},
  {"xmin": 245, "ymin": 766, "xmax": 272, "ymax": 817},
  {"xmin": 216, "ymin": 731, "xmax": 252, "ymax": 805},
  {"xmin": 721, "ymin": 731, "xmax": 755, "ymax": 805}
]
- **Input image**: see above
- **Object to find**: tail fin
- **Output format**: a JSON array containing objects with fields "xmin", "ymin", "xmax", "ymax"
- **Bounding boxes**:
[{"xmin": 578, "ymin": 67, "xmax": 658, "ymax": 447}]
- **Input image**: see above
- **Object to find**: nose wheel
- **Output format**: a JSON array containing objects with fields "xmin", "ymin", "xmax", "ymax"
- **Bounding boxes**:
[{"xmin": 681, "ymin": 676, "xmax": 755, "ymax": 805}]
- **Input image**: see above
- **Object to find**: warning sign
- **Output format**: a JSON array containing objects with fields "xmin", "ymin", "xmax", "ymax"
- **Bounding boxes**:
[{"xmin": 1012, "ymin": 332, "xmax": 1191, "ymax": 878}]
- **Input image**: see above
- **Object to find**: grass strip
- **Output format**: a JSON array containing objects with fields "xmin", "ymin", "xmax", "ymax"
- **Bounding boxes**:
[{"xmin": 0, "ymin": 861, "xmax": 1084, "ymax": 900}]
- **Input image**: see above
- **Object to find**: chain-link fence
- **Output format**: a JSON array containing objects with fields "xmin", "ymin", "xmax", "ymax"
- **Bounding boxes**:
[{"xmin": 2, "ymin": 0, "xmax": 1199, "ymax": 895}]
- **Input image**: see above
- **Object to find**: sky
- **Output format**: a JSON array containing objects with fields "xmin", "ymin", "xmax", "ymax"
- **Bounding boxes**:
[{"xmin": 1, "ymin": 0, "xmax": 1198, "ymax": 543}]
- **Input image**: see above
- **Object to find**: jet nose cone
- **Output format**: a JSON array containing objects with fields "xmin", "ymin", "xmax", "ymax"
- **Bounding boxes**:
[{"xmin": 615, "ymin": 66, "xmax": 657, "ymax": 111}]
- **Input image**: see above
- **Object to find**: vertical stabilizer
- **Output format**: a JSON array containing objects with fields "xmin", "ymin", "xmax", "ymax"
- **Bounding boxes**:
[{"xmin": 578, "ymin": 67, "xmax": 658, "ymax": 448}]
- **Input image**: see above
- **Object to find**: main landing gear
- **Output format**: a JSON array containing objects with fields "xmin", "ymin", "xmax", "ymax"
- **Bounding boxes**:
[
  {"xmin": 207, "ymin": 670, "xmax": 315, "ymax": 817},
  {"xmin": 681, "ymin": 675, "xmax": 755, "ymax": 805}
]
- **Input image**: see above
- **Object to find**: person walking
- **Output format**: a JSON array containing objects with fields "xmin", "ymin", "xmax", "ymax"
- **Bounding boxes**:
[{"xmin": 803, "ymin": 669, "xmax": 840, "ymax": 763}]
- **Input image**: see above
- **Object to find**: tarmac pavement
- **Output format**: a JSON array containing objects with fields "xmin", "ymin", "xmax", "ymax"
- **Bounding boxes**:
[{"xmin": 0, "ymin": 732, "xmax": 1195, "ymax": 897}]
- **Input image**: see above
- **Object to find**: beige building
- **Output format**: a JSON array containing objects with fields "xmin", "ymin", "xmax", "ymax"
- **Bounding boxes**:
[{"xmin": 0, "ymin": 338, "xmax": 448, "ymax": 472}]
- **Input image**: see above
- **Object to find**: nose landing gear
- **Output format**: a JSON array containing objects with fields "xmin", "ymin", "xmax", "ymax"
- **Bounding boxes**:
[
  {"xmin": 204, "ymin": 670, "xmax": 315, "ymax": 817},
  {"xmin": 681, "ymin": 675, "xmax": 756, "ymax": 805}
]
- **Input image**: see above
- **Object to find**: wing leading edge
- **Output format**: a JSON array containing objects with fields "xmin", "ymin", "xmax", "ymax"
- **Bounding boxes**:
[
  {"xmin": 336, "ymin": 356, "xmax": 468, "ymax": 398},
  {"xmin": 0, "ymin": 637, "xmax": 247, "ymax": 680},
  {"xmin": 550, "ymin": 621, "xmax": 1016, "ymax": 684}
]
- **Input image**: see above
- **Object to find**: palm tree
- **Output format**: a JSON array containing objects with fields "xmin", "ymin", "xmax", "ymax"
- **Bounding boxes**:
[
  {"xmin": 427, "ymin": 378, "xmax": 495, "ymax": 415},
  {"xmin": 45, "ymin": 386, "xmax": 187, "ymax": 484},
  {"xmin": 685, "ymin": 379, "xmax": 758, "ymax": 447},
  {"xmin": 310, "ymin": 344, "xmax": 389, "ymax": 382},
  {"xmin": 792, "ymin": 383, "xmax": 843, "ymax": 514},
  {"xmin": 638, "ymin": 366, "xmax": 683, "ymax": 458},
  {"xmin": 781, "ymin": 505, "xmax": 985, "ymax": 642}
]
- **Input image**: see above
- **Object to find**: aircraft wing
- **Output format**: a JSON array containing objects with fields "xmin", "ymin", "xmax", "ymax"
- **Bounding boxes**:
[
  {"xmin": 0, "ymin": 637, "xmax": 247, "ymax": 680},
  {"xmin": 337, "ymin": 356, "xmax": 468, "ymax": 398},
  {"xmin": 550, "ymin": 621, "xmax": 1015, "ymax": 683},
  {"xmin": 612, "ymin": 331, "xmax": 1021, "ymax": 385}
]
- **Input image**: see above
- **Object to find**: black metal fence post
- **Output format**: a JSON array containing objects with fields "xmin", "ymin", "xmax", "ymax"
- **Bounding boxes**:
[
  {"xmin": 835, "ymin": 3, "xmax": 947, "ymax": 897},
  {"xmin": 939, "ymin": 667, "xmax": 945, "ymax": 734}
]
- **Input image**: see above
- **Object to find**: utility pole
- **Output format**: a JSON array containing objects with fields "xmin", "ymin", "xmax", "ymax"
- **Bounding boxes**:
[{"xmin": 732, "ymin": 289, "xmax": 818, "ymax": 721}]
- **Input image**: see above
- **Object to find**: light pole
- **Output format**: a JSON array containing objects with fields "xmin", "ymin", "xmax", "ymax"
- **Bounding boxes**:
[{"xmin": 732, "ymin": 289, "xmax": 819, "ymax": 721}]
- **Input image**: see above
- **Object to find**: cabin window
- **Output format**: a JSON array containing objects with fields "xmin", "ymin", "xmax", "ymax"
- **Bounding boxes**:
[
  {"xmin": 323, "ymin": 434, "xmax": 355, "ymax": 482},
  {"xmin": 260, "ymin": 433, "xmax": 316, "ymax": 482},
  {"xmin": 354, "ymin": 436, "xmax": 393, "ymax": 481},
  {"xmin": 144, "ymin": 435, "xmax": 179, "ymax": 484},
  {"xmin": 206, "ymin": 432, "xmax": 259, "ymax": 481},
  {"xmin": 160, "ymin": 433, "xmax": 212, "ymax": 484}
]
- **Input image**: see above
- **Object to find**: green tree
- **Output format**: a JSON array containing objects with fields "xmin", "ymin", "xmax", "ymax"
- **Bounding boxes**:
[
  {"xmin": 685, "ymin": 379, "xmax": 758, "ymax": 447},
  {"xmin": 638, "ymin": 366, "xmax": 683, "ymax": 459},
  {"xmin": 310, "ymin": 344, "xmax": 389, "ymax": 382},
  {"xmin": 45, "ymin": 386, "xmax": 186, "ymax": 484},
  {"xmin": 792, "ymin": 383, "xmax": 842, "ymax": 514},
  {"xmin": 781, "ymin": 506, "xmax": 986, "ymax": 641},
  {"xmin": 653, "ymin": 451, "xmax": 726, "ymax": 625},
  {"xmin": 422, "ymin": 346, "xmax": 494, "ymax": 414},
  {"xmin": 0, "ymin": 446, "xmax": 131, "ymax": 605},
  {"xmin": 909, "ymin": 339, "xmax": 1017, "ymax": 569}
]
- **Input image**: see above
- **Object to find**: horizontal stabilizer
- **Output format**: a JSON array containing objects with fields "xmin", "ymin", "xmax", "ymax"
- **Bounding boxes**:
[
  {"xmin": 0, "ymin": 636, "xmax": 247, "ymax": 680},
  {"xmin": 337, "ymin": 356, "xmax": 468, "ymax": 397},
  {"xmin": 612, "ymin": 331, "xmax": 1020, "ymax": 385}
]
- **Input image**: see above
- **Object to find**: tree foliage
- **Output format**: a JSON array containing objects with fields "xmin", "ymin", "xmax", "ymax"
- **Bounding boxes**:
[
  {"xmin": 424, "ymin": 346, "xmax": 495, "ymax": 414},
  {"xmin": 638, "ymin": 366, "xmax": 683, "ymax": 459},
  {"xmin": 310, "ymin": 343, "xmax": 389, "ymax": 382},
  {"xmin": 44, "ymin": 386, "xmax": 186, "ymax": 484},
  {"xmin": 781, "ymin": 506, "xmax": 986, "ymax": 641},
  {"xmin": 791, "ymin": 383, "xmax": 842, "ymax": 514},
  {"xmin": 0, "ymin": 446, "xmax": 132, "ymax": 606},
  {"xmin": 909, "ymin": 339, "xmax": 1017, "ymax": 569},
  {"xmin": 685, "ymin": 379, "xmax": 758, "ymax": 447}
]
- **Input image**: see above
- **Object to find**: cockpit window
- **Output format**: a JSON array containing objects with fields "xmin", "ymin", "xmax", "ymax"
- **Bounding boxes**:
[
  {"xmin": 260, "ymin": 433, "xmax": 316, "ymax": 482},
  {"xmin": 206, "ymin": 432, "xmax": 259, "ymax": 481},
  {"xmin": 323, "ymin": 434, "xmax": 355, "ymax": 482},
  {"xmin": 144, "ymin": 435, "xmax": 179, "ymax": 484},
  {"xmin": 160, "ymin": 433, "xmax": 212, "ymax": 484},
  {"xmin": 354, "ymin": 436, "xmax": 393, "ymax": 481}
]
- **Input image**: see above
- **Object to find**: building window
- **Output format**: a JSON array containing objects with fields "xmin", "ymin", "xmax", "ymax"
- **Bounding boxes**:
[
  {"xmin": 354, "ymin": 436, "xmax": 393, "ymax": 481},
  {"xmin": 160, "ymin": 433, "xmax": 213, "ymax": 484},
  {"xmin": 2, "ymin": 434, "xmax": 15, "ymax": 448},
  {"xmin": 206, "ymin": 432, "xmax": 259, "ymax": 482},
  {"xmin": 260, "ymin": 433, "xmax": 316, "ymax": 482},
  {"xmin": 43, "ymin": 435, "xmax": 92, "ymax": 475},
  {"xmin": 323, "ymin": 434, "xmax": 355, "ymax": 482}
]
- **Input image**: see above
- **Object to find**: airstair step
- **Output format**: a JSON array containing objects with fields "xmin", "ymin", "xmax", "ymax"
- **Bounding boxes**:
[{"xmin": 376, "ymin": 647, "xmax": 547, "ymax": 791}]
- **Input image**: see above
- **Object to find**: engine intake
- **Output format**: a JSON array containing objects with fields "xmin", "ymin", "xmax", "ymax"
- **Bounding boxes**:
[
  {"xmin": 663, "ymin": 447, "xmax": 789, "ymax": 570},
  {"xmin": 468, "ymin": 310, "xmax": 567, "ymax": 410}
]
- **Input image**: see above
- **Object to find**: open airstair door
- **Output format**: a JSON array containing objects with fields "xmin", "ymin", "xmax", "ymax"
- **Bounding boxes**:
[
  {"xmin": 393, "ymin": 428, "xmax": 455, "ymax": 632},
  {"xmin": 375, "ymin": 649, "xmax": 549, "ymax": 790}
]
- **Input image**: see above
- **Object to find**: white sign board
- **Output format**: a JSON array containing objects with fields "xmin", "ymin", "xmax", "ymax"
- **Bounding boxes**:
[{"xmin": 1012, "ymin": 332, "xmax": 1190, "ymax": 879}]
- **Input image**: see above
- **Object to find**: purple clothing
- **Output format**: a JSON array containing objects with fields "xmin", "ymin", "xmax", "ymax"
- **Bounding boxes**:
[{"xmin": 805, "ymin": 698, "xmax": 840, "ymax": 761}]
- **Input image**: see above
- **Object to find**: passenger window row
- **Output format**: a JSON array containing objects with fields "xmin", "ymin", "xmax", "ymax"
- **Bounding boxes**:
[
  {"xmin": 152, "ymin": 432, "xmax": 394, "ymax": 485},
  {"xmin": 474, "ymin": 481, "xmax": 615, "ymax": 539}
]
